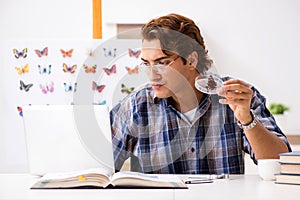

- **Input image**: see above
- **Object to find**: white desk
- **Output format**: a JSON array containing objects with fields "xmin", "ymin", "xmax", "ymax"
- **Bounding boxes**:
[{"xmin": 0, "ymin": 174, "xmax": 299, "ymax": 200}]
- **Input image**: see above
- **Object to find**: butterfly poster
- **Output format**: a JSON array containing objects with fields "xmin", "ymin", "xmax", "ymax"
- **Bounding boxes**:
[{"xmin": 1, "ymin": 39, "xmax": 147, "ymax": 174}]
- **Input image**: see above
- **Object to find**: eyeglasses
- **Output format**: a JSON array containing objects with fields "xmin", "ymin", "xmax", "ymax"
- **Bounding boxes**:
[{"xmin": 140, "ymin": 56, "xmax": 180, "ymax": 73}]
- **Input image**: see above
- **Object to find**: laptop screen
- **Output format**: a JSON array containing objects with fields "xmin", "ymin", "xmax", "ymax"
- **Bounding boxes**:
[{"xmin": 22, "ymin": 105, "xmax": 115, "ymax": 175}]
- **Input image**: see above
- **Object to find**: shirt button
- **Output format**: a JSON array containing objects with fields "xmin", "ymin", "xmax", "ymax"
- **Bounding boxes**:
[{"xmin": 191, "ymin": 147, "xmax": 195, "ymax": 153}]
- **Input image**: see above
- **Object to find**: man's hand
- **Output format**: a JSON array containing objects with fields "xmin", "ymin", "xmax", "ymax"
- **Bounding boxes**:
[{"xmin": 218, "ymin": 79, "xmax": 254, "ymax": 124}]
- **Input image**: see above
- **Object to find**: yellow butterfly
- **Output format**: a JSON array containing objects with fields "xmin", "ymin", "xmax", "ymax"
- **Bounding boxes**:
[
  {"xmin": 121, "ymin": 83, "xmax": 134, "ymax": 94},
  {"xmin": 15, "ymin": 64, "xmax": 29, "ymax": 75}
]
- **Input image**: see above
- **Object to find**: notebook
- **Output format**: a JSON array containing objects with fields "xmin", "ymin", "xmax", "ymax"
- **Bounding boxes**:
[{"xmin": 22, "ymin": 105, "xmax": 115, "ymax": 176}]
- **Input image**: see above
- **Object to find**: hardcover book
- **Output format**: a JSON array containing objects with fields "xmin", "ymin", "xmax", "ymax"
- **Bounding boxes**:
[
  {"xmin": 279, "ymin": 152, "xmax": 300, "ymax": 164},
  {"xmin": 275, "ymin": 173, "xmax": 300, "ymax": 185},
  {"xmin": 280, "ymin": 163, "xmax": 300, "ymax": 174}
]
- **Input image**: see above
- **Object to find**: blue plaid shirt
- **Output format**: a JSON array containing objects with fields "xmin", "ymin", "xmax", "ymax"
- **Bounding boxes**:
[{"xmin": 110, "ymin": 81, "xmax": 291, "ymax": 174}]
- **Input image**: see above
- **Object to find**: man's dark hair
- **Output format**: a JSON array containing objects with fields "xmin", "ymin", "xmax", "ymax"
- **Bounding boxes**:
[{"xmin": 142, "ymin": 13, "xmax": 213, "ymax": 72}]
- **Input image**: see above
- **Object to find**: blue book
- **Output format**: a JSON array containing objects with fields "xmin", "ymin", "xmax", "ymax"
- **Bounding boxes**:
[{"xmin": 275, "ymin": 173, "xmax": 300, "ymax": 185}]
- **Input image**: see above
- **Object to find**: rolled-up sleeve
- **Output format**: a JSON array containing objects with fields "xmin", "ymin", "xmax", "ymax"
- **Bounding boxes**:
[{"xmin": 243, "ymin": 86, "xmax": 292, "ymax": 162}]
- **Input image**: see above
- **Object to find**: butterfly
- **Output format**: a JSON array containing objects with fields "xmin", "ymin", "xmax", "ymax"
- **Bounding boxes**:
[
  {"xmin": 38, "ymin": 65, "xmax": 51, "ymax": 74},
  {"xmin": 63, "ymin": 63, "xmax": 77, "ymax": 73},
  {"xmin": 13, "ymin": 48, "xmax": 28, "ymax": 59},
  {"xmin": 64, "ymin": 82, "xmax": 77, "ymax": 92},
  {"xmin": 92, "ymin": 100, "xmax": 107, "ymax": 105},
  {"xmin": 128, "ymin": 48, "xmax": 141, "ymax": 58},
  {"xmin": 103, "ymin": 47, "xmax": 116, "ymax": 57},
  {"xmin": 19, "ymin": 80, "xmax": 33, "ymax": 92},
  {"xmin": 92, "ymin": 81, "xmax": 105, "ymax": 93},
  {"xmin": 60, "ymin": 49, "xmax": 74, "ymax": 58},
  {"xmin": 103, "ymin": 64, "xmax": 116, "ymax": 75},
  {"xmin": 15, "ymin": 64, "xmax": 29, "ymax": 75},
  {"xmin": 83, "ymin": 64, "xmax": 97, "ymax": 73},
  {"xmin": 121, "ymin": 83, "xmax": 134, "ymax": 94},
  {"xmin": 125, "ymin": 66, "xmax": 139, "ymax": 75},
  {"xmin": 40, "ymin": 82, "xmax": 54, "ymax": 94},
  {"xmin": 17, "ymin": 106, "xmax": 23, "ymax": 117},
  {"xmin": 35, "ymin": 47, "xmax": 48, "ymax": 57},
  {"xmin": 86, "ymin": 48, "xmax": 96, "ymax": 57}
]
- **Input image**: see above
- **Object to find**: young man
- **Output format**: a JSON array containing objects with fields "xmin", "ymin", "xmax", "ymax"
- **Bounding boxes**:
[{"xmin": 110, "ymin": 13, "xmax": 291, "ymax": 174}]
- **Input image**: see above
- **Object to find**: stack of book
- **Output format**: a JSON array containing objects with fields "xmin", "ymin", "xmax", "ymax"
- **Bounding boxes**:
[{"xmin": 275, "ymin": 151, "xmax": 300, "ymax": 185}]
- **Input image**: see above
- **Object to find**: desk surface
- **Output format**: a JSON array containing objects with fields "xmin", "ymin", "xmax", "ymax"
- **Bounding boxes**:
[{"xmin": 0, "ymin": 174, "xmax": 299, "ymax": 200}]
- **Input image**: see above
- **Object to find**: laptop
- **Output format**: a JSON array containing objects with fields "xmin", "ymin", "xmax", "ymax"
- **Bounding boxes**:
[{"xmin": 22, "ymin": 105, "xmax": 115, "ymax": 176}]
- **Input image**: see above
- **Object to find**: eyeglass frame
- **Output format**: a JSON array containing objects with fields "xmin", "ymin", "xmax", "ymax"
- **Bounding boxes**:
[{"xmin": 139, "ymin": 56, "xmax": 180, "ymax": 74}]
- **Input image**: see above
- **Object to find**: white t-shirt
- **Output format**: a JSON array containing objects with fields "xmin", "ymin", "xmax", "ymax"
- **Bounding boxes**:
[{"xmin": 184, "ymin": 107, "xmax": 197, "ymax": 122}]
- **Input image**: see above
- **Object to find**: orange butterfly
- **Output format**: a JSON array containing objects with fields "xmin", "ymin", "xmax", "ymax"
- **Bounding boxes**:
[
  {"xmin": 125, "ymin": 66, "xmax": 139, "ymax": 75},
  {"xmin": 83, "ymin": 64, "xmax": 97, "ymax": 73},
  {"xmin": 60, "ymin": 49, "xmax": 74, "ymax": 57}
]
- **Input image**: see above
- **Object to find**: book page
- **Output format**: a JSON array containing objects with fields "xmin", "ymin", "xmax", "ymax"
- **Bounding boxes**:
[
  {"xmin": 39, "ymin": 167, "xmax": 113, "ymax": 181},
  {"xmin": 31, "ymin": 168, "xmax": 115, "ymax": 189},
  {"xmin": 111, "ymin": 171, "xmax": 187, "ymax": 188}
]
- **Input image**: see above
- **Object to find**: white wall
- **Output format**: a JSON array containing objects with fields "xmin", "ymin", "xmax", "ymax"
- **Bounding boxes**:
[
  {"xmin": 0, "ymin": 0, "xmax": 92, "ymax": 40},
  {"xmin": 0, "ymin": 0, "xmax": 300, "ymax": 172}
]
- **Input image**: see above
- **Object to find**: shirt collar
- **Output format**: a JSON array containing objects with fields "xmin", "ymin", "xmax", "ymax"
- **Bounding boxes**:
[{"xmin": 152, "ymin": 88, "xmax": 212, "ymax": 115}]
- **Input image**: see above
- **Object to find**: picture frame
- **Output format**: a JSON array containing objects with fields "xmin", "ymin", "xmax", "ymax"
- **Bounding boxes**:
[{"xmin": 93, "ymin": 0, "xmax": 102, "ymax": 39}]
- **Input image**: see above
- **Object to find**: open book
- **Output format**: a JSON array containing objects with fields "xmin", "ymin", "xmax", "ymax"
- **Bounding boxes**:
[{"xmin": 31, "ymin": 168, "xmax": 187, "ymax": 189}]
